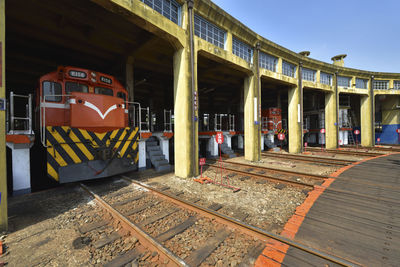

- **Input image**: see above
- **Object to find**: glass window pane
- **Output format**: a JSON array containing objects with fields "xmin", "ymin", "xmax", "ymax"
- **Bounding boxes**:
[
  {"xmin": 194, "ymin": 14, "xmax": 226, "ymax": 48},
  {"xmin": 95, "ymin": 87, "xmax": 113, "ymax": 96},
  {"xmin": 65, "ymin": 82, "xmax": 89, "ymax": 94},
  {"xmin": 42, "ymin": 81, "xmax": 62, "ymax": 102},
  {"xmin": 141, "ymin": 0, "xmax": 181, "ymax": 25}
]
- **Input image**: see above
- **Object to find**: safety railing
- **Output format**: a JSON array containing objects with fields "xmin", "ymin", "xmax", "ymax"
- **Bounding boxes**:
[
  {"xmin": 228, "ymin": 114, "xmax": 235, "ymax": 132},
  {"xmin": 164, "ymin": 109, "xmax": 173, "ymax": 132},
  {"xmin": 214, "ymin": 113, "xmax": 227, "ymax": 131},
  {"xmin": 7, "ymin": 92, "xmax": 34, "ymax": 136}
]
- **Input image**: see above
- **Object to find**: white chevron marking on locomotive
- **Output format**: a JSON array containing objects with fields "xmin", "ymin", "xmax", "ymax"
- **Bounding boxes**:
[{"xmin": 83, "ymin": 101, "xmax": 117, "ymax": 120}]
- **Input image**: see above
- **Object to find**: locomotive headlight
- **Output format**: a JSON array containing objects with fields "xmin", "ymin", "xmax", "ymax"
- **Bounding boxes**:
[
  {"xmin": 91, "ymin": 78, "xmax": 96, "ymax": 82},
  {"xmin": 91, "ymin": 72, "xmax": 96, "ymax": 78},
  {"xmin": 122, "ymin": 104, "xmax": 125, "ymax": 109}
]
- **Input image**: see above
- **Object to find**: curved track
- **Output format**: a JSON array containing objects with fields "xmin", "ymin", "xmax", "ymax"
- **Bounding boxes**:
[{"xmin": 78, "ymin": 177, "xmax": 359, "ymax": 267}]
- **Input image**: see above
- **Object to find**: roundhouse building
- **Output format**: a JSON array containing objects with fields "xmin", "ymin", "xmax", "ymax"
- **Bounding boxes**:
[{"xmin": 1, "ymin": 0, "xmax": 399, "ymax": 229}]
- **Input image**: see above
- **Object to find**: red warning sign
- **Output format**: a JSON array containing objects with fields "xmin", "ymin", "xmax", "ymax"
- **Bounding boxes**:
[
  {"xmin": 215, "ymin": 132, "xmax": 224, "ymax": 144},
  {"xmin": 320, "ymin": 128, "xmax": 326, "ymax": 134},
  {"xmin": 278, "ymin": 133, "xmax": 285, "ymax": 140},
  {"xmin": 354, "ymin": 129, "xmax": 360, "ymax": 135},
  {"xmin": 396, "ymin": 129, "xmax": 400, "ymax": 134},
  {"xmin": 199, "ymin": 158, "xmax": 206, "ymax": 166}
]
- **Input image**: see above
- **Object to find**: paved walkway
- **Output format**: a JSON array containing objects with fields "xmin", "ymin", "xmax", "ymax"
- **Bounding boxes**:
[{"xmin": 282, "ymin": 153, "xmax": 400, "ymax": 266}]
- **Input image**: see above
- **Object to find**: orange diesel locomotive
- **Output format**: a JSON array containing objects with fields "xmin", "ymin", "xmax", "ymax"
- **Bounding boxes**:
[{"xmin": 37, "ymin": 66, "xmax": 139, "ymax": 183}]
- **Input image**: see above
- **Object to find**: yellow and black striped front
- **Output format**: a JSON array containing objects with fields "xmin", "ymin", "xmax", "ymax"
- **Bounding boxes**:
[
  {"xmin": 277, "ymin": 129, "xmax": 287, "ymax": 134},
  {"xmin": 46, "ymin": 126, "xmax": 139, "ymax": 182}
]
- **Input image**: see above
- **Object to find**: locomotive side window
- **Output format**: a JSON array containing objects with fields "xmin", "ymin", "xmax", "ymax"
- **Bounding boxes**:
[
  {"xmin": 42, "ymin": 81, "xmax": 62, "ymax": 102},
  {"xmin": 95, "ymin": 87, "xmax": 113, "ymax": 96},
  {"xmin": 65, "ymin": 82, "xmax": 89, "ymax": 94},
  {"xmin": 117, "ymin": 92, "xmax": 126, "ymax": 101}
]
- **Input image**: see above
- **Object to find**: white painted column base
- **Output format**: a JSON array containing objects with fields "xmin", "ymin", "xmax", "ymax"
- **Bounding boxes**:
[
  {"xmin": 238, "ymin": 135, "xmax": 244, "ymax": 149},
  {"xmin": 224, "ymin": 134, "xmax": 232, "ymax": 148},
  {"xmin": 261, "ymin": 134, "xmax": 265, "ymax": 151},
  {"xmin": 6, "ymin": 143, "xmax": 33, "ymax": 195},
  {"xmin": 207, "ymin": 136, "xmax": 219, "ymax": 157},
  {"xmin": 138, "ymin": 139, "xmax": 147, "ymax": 170},
  {"xmin": 159, "ymin": 138, "xmax": 169, "ymax": 163}
]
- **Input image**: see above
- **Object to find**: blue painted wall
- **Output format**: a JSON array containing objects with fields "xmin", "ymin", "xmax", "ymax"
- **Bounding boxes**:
[{"xmin": 376, "ymin": 124, "xmax": 400, "ymax": 144}]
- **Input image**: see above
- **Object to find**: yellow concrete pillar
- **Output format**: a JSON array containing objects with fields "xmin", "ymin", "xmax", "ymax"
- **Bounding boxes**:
[
  {"xmin": 288, "ymin": 86, "xmax": 302, "ymax": 153},
  {"xmin": 226, "ymin": 31, "xmax": 233, "ymax": 53},
  {"xmin": 0, "ymin": 0, "xmax": 7, "ymax": 231},
  {"xmin": 173, "ymin": 47, "xmax": 198, "ymax": 177},
  {"xmin": 244, "ymin": 74, "xmax": 260, "ymax": 161},
  {"xmin": 360, "ymin": 94, "xmax": 374, "ymax": 147},
  {"xmin": 325, "ymin": 91, "xmax": 338, "ymax": 149}
]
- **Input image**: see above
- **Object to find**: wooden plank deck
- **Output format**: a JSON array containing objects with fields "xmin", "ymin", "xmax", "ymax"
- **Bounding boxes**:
[{"xmin": 283, "ymin": 153, "xmax": 400, "ymax": 266}]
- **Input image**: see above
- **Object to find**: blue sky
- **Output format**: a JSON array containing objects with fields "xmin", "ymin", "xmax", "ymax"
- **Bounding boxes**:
[{"xmin": 211, "ymin": 0, "xmax": 400, "ymax": 73}]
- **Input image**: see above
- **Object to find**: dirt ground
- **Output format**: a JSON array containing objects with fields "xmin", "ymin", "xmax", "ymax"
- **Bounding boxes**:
[
  {"xmin": 0, "ymin": 153, "xmax": 351, "ymax": 266},
  {"xmin": 1, "ymin": 185, "xmax": 97, "ymax": 266}
]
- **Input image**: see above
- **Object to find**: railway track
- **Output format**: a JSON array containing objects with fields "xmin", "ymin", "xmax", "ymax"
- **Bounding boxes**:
[
  {"xmin": 206, "ymin": 160, "xmax": 327, "ymax": 187},
  {"xmin": 306, "ymin": 147, "xmax": 385, "ymax": 157},
  {"xmin": 343, "ymin": 145, "xmax": 400, "ymax": 152},
  {"xmin": 261, "ymin": 152, "xmax": 357, "ymax": 166},
  {"xmin": 78, "ymin": 177, "xmax": 359, "ymax": 266},
  {"xmin": 206, "ymin": 159, "xmax": 400, "ymax": 203}
]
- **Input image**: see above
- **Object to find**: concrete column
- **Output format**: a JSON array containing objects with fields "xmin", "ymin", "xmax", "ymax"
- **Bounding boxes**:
[
  {"xmin": 238, "ymin": 135, "xmax": 244, "ymax": 149},
  {"xmin": 244, "ymin": 75, "xmax": 260, "ymax": 161},
  {"xmin": 173, "ymin": 46, "xmax": 198, "ymax": 177},
  {"xmin": 325, "ymin": 92, "xmax": 338, "ymax": 149},
  {"xmin": 0, "ymin": 0, "xmax": 7, "ymax": 231},
  {"xmin": 125, "ymin": 56, "xmax": 134, "ymax": 102},
  {"xmin": 288, "ymin": 86, "xmax": 302, "ymax": 153},
  {"xmin": 277, "ymin": 58, "xmax": 283, "ymax": 74},
  {"xmin": 226, "ymin": 31, "xmax": 233, "ymax": 53},
  {"xmin": 361, "ymin": 94, "xmax": 374, "ymax": 146},
  {"xmin": 138, "ymin": 139, "xmax": 147, "ymax": 170}
]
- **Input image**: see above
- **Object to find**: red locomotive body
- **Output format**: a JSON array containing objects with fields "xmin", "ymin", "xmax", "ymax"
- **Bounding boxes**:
[{"xmin": 36, "ymin": 66, "xmax": 139, "ymax": 183}]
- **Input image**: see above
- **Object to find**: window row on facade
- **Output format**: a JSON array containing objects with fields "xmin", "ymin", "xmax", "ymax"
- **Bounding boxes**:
[{"xmin": 142, "ymin": 2, "xmax": 400, "ymax": 90}]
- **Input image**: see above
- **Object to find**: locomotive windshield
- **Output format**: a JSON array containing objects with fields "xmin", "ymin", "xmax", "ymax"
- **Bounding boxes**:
[
  {"xmin": 65, "ymin": 82, "xmax": 88, "ymax": 94},
  {"xmin": 95, "ymin": 87, "xmax": 113, "ymax": 96},
  {"xmin": 42, "ymin": 81, "xmax": 62, "ymax": 102}
]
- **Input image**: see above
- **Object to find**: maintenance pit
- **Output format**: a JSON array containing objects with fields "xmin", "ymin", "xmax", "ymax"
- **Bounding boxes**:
[
  {"xmin": 5, "ymin": 0, "xmax": 178, "ymax": 193},
  {"xmin": 197, "ymin": 53, "xmax": 248, "ymax": 159}
]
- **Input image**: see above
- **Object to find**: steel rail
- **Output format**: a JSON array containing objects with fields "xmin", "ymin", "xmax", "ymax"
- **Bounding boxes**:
[
  {"xmin": 344, "ymin": 145, "xmax": 400, "ymax": 152},
  {"xmin": 208, "ymin": 160, "xmax": 327, "ymax": 180},
  {"xmin": 80, "ymin": 183, "xmax": 188, "ymax": 267},
  {"xmin": 205, "ymin": 163, "xmax": 316, "ymax": 189},
  {"xmin": 121, "ymin": 176, "xmax": 361, "ymax": 267},
  {"xmin": 261, "ymin": 152, "xmax": 354, "ymax": 166},
  {"xmin": 306, "ymin": 147, "xmax": 385, "ymax": 157}
]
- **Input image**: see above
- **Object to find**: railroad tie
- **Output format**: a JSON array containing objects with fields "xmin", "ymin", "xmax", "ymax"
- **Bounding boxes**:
[
  {"xmin": 113, "ymin": 194, "xmax": 144, "ymax": 207},
  {"xmin": 185, "ymin": 230, "xmax": 231, "ymax": 267},
  {"xmin": 78, "ymin": 221, "xmax": 108, "ymax": 234},
  {"xmin": 160, "ymin": 186, "xmax": 171, "ymax": 191},
  {"xmin": 139, "ymin": 208, "xmax": 179, "ymax": 227},
  {"xmin": 103, "ymin": 248, "xmax": 140, "ymax": 267},
  {"xmin": 238, "ymin": 242, "xmax": 265, "ymax": 267},
  {"xmin": 239, "ymin": 176, "xmax": 250, "ymax": 181},
  {"xmin": 207, "ymin": 203, "xmax": 223, "ymax": 211},
  {"xmin": 124, "ymin": 201, "xmax": 160, "ymax": 217},
  {"xmin": 93, "ymin": 232, "xmax": 121, "ymax": 249},
  {"xmin": 156, "ymin": 216, "xmax": 198, "ymax": 242}
]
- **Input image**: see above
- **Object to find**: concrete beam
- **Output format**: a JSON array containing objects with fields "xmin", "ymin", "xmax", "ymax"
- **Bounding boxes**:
[
  {"xmin": 325, "ymin": 91, "xmax": 338, "ymax": 149},
  {"xmin": 0, "ymin": 0, "xmax": 7, "ymax": 231},
  {"xmin": 288, "ymin": 86, "xmax": 302, "ymax": 153}
]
